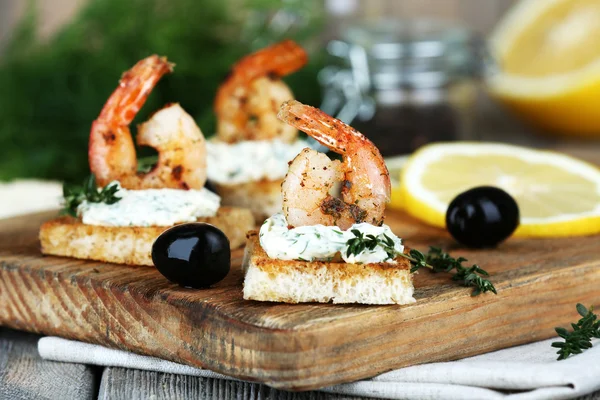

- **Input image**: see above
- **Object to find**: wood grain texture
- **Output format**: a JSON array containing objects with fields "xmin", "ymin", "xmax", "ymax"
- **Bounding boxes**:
[
  {"xmin": 0, "ymin": 328, "xmax": 98, "ymax": 400},
  {"xmin": 0, "ymin": 210, "xmax": 599, "ymax": 390},
  {"xmin": 99, "ymin": 367, "xmax": 377, "ymax": 400},
  {"xmin": 98, "ymin": 366, "xmax": 600, "ymax": 400},
  {"xmin": 579, "ymin": 394, "xmax": 600, "ymax": 400}
]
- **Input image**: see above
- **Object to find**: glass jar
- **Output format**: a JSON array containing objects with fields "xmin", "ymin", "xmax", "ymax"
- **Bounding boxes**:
[{"xmin": 318, "ymin": 19, "xmax": 489, "ymax": 156}]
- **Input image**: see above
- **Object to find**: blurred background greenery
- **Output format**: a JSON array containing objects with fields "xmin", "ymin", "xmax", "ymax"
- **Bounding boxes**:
[
  {"xmin": 0, "ymin": 0, "xmax": 325, "ymax": 182},
  {"xmin": 2, "ymin": 0, "xmax": 600, "ymax": 186}
]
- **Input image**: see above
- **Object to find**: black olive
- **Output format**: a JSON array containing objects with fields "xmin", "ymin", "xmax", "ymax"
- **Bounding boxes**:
[
  {"xmin": 446, "ymin": 186, "xmax": 519, "ymax": 248},
  {"xmin": 152, "ymin": 223, "xmax": 230, "ymax": 288}
]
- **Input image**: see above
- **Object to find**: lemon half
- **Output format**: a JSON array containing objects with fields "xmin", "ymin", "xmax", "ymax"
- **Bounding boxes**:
[
  {"xmin": 400, "ymin": 142, "xmax": 600, "ymax": 237},
  {"xmin": 488, "ymin": 0, "xmax": 600, "ymax": 136}
]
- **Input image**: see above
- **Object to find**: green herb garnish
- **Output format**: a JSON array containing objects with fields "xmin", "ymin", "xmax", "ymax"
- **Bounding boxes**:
[
  {"xmin": 552, "ymin": 304, "xmax": 600, "ymax": 360},
  {"xmin": 345, "ymin": 231, "xmax": 497, "ymax": 296},
  {"xmin": 345, "ymin": 229, "xmax": 396, "ymax": 261},
  {"xmin": 407, "ymin": 247, "xmax": 497, "ymax": 296},
  {"xmin": 62, "ymin": 175, "xmax": 121, "ymax": 217}
]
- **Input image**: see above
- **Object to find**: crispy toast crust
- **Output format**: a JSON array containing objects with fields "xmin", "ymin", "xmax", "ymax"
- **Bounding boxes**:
[
  {"xmin": 244, "ymin": 231, "xmax": 411, "ymax": 275},
  {"xmin": 40, "ymin": 207, "xmax": 254, "ymax": 266},
  {"xmin": 242, "ymin": 232, "xmax": 415, "ymax": 304}
]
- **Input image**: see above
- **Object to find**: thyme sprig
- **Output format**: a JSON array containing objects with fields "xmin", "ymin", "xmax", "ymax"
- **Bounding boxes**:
[
  {"xmin": 345, "ymin": 231, "xmax": 497, "ymax": 296},
  {"xmin": 62, "ymin": 175, "xmax": 121, "ymax": 217},
  {"xmin": 346, "ymin": 229, "xmax": 397, "ymax": 261},
  {"xmin": 552, "ymin": 304, "xmax": 600, "ymax": 360},
  {"xmin": 407, "ymin": 247, "xmax": 497, "ymax": 296}
]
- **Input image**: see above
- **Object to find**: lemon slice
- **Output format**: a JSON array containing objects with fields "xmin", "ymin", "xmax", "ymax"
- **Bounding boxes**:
[
  {"xmin": 400, "ymin": 142, "xmax": 600, "ymax": 237},
  {"xmin": 385, "ymin": 156, "xmax": 408, "ymax": 210},
  {"xmin": 488, "ymin": 0, "xmax": 600, "ymax": 136}
]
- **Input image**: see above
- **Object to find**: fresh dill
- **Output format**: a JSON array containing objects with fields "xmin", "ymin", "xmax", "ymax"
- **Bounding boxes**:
[
  {"xmin": 552, "ymin": 303, "xmax": 600, "ymax": 360},
  {"xmin": 61, "ymin": 175, "xmax": 121, "ymax": 217}
]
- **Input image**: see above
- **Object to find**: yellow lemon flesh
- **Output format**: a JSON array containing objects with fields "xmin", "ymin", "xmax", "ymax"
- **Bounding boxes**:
[
  {"xmin": 488, "ymin": 0, "xmax": 600, "ymax": 136},
  {"xmin": 385, "ymin": 156, "xmax": 408, "ymax": 210},
  {"xmin": 400, "ymin": 143, "xmax": 600, "ymax": 237}
]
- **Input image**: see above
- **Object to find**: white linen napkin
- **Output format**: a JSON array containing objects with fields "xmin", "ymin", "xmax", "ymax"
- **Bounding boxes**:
[
  {"xmin": 38, "ymin": 337, "xmax": 600, "ymax": 400},
  {"xmin": 0, "ymin": 180, "xmax": 62, "ymax": 218}
]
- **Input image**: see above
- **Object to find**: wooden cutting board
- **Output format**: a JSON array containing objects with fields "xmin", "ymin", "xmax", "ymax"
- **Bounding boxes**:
[{"xmin": 0, "ymin": 210, "xmax": 598, "ymax": 391}]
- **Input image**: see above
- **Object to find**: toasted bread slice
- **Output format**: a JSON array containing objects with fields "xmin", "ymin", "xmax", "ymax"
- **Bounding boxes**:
[
  {"xmin": 213, "ymin": 180, "xmax": 282, "ymax": 223},
  {"xmin": 242, "ymin": 232, "xmax": 415, "ymax": 305},
  {"xmin": 40, "ymin": 207, "xmax": 254, "ymax": 266}
]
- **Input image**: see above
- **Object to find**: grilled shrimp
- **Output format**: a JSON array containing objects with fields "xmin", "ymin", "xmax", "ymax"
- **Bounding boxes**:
[
  {"xmin": 214, "ymin": 40, "xmax": 307, "ymax": 143},
  {"xmin": 278, "ymin": 100, "xmax": 391, "ymax": 230},
  {"xmin": 89, "ymin": 55, "xmax": 207, "ymax": 190}
]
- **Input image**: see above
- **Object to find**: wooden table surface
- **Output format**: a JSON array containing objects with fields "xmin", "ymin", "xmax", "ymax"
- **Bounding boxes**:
[{"xmin": 1, "ymin": 112, "xmax": 600, "ymax": 399}]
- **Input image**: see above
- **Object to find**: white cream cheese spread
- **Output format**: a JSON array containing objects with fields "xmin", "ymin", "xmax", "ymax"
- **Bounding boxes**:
[
  {"xmin": 78, "ymin": 182, "xmax": 220, "ymax": 227},
  {"xmin": 259, "ymin": 213, "xmax": 404, "ymax": 264},
  {"xmin": 206, "ymin": 139, "xmax": 310, "ymax": 185}
]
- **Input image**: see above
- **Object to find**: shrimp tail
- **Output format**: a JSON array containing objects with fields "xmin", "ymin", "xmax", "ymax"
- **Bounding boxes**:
[
  {"xmin": 277, "ymin": 100, "xmax": 364, "ymax": 154},
  {"xmin": 235, "ymin": 39, "xmax": 307, "ymax": 79},
  {"xmin": 219, "ymin": 40, "xmax": 307, "ymax": 94},
  {"xmin": 97, "ymin": 55, "xmax": 173, "ymax": 127}
]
